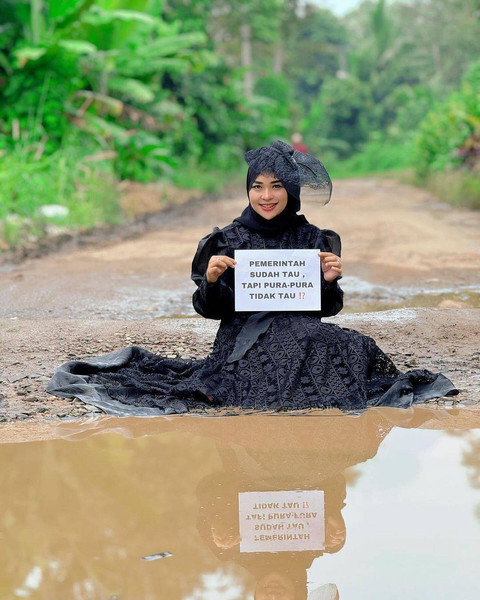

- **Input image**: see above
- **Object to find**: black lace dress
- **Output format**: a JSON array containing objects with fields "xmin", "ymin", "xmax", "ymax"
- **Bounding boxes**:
[{"xmin": 47, "ymin": 221, "xmax": 457, "ymax": 415}]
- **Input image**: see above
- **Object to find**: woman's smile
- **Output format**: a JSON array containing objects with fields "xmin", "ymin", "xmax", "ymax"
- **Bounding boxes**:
[{"xmin": 259, "ymin": 202, "xmax": 278, "ymax": 211}]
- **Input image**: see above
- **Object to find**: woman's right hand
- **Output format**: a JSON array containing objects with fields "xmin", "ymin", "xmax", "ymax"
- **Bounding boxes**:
[{"xmin": 206, "ymin": 255, "xmax": 236, "ymax": 283}]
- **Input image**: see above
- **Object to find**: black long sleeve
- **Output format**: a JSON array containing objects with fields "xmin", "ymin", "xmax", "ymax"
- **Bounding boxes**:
[
  {"xmin": 320, "ymin": 277, "xmax": 344, "ymax": 317},
  {"xmin": 191, "ymin": 228, "xmax": 235, "ymax": 320},
  {"xmin": 193, "ymin": 276, "xmax": 235, "ymax": 320},
  {"xmin": 313, "ymin": 228, "xmax": 344, "ymax": 318}
]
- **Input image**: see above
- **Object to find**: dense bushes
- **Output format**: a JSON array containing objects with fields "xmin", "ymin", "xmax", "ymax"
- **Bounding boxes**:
[
  {"xmin": 0, "ymin": 0, "xmax": 291, "ymax": 249},
  {"xmin": 415, "ymin": 63, "xmax": 480, "ymax": 175},
  {"xmin": 304, "ymin": 75, "xmax": 373, "ymax": 159},
  {"xmin": 413, "ymin": 63, "xmax": 480, "ymax": 208}
]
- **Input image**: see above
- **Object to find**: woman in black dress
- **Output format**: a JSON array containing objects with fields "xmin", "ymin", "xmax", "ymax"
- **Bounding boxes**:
[{"xmin": 47, "ymin": 141, "xmax": 457, "ymax": 414}]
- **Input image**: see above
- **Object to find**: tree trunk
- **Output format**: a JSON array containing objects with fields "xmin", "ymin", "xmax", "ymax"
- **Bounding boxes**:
[
  {"xmin": 431, "ymin": 43, "xmax": 442, "ymax": 82},
  {"xmin": 339, "ymin": 45, "xmax": 348, "ymax": 75},
  {"xmin": 240, "ymin": 23, "xmax": 253, "ymax": 98},
  {"xmin": 30, "ymin": 0, "xmax": 44, "ymax": 45},
  {"xmin": 273, "ymin": 40, "xmax": 283, "ymax": 74}
]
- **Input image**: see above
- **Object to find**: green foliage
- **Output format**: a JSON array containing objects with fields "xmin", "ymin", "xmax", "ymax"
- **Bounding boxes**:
[
  {"xmin": 304, "ymin": 75, "xmax": 372, "ymax": 158},
  {"xmin": 242, "ymin": 95, "xmax": 290, "ymax": 149},
  {"xmin": 0, "ymin": 0, "xmax": 296, "ymax": 249},
  {"xmin": 0, "ymin": 0, "xmax": 209, "ymax": 172},
  {"xmin": 254, "ymin": 74, "xmax": 291, "ymax": 112},
  {"xmin": 165, "ymin": 63, "xmax": 245, "ymax": 163},
  {"xmin": 282, "ymin": 5, "xmax": 346, "ymax": 106},
  {"xmin": 387, "ymin": 86, "xmax": 436, "ymax": 136},
  {"xmin": 0, "ymin": 134, "xmax": 120, "ymax": 249},
  {"xmin": 415, "ymin": 62, "xmax": 480, "ymax": 176},
  {"xmin": 248, "ymin": 74, "xmax": 292, "ymax": 146},
  {"xmin": 209, "ymin": 0, "xmax": 286, "ymax": 42},
  {"xmin": 409, "ymin": 62, "xmax": 480, "ymax": 209},
  {"xmin": 300, "ymin": 0, "xmax": 480, "ymax": 201},
  {"xmin": 0, "ymin": 1, "xmax": 291, "ymax": 188},
  {"xmin": 0, "ymin": 142, "xmax": 117, "ymax": 221},
  {"xmin": 173, "ymin": 163, "xmax": 244, "ymax": 194},
  {"xmin": 329, "ymin": 135, "xmax": 414, "ymax": 179}
]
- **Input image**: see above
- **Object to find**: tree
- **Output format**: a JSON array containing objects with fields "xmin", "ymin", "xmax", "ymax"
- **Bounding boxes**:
[
  {"xmin": 208, "ymin": 0, "xmax": 286, "ymax": 97},
  {"xmin": 304, "ymin": 75, "xmax": 372, "ymax": 157},
  {"xmin": 283, "ymin": 3, "xmax": 346, "ymax": 110}
]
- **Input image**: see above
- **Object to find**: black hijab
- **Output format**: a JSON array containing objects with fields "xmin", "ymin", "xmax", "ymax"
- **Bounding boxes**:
[{"xmin": 235, "ymin": 140, "xmax": 308, "ymax": 236}]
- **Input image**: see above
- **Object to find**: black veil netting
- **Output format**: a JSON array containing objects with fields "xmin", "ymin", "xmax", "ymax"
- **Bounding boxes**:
[
  {"xmin": 245, "ymin": 140, "xmax": 332, "ymax": 206},
  {"xmin": 294, "ymin": 148, "xmax": 332, "ymax": 206}
]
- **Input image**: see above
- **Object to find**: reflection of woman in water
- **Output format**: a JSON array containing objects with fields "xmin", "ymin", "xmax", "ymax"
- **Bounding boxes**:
[
  {"xmin": 197, "ymin": 471, "xmax": 345, "ymax": 600},
  {"xmin": 193, "ymin": 407, "xmax": 441, "ymax": 600},
  {"xmin": 193, "ymin": 412, "xmax": 382, "ymax": 600},
  {"xmin": 48, "ymin": 140, "xmax": 457, "ymax": 413}
]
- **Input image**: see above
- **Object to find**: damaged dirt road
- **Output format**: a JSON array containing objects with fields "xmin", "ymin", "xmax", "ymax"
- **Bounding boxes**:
[{"xmin": 1, "ymin": 177, "xmax": 480, "ymax": 423}]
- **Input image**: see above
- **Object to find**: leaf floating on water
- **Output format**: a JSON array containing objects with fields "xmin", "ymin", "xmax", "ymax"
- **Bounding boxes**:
[{"xmin": 141, "ymin": 552, "xmax": 172, "ymax": 561}]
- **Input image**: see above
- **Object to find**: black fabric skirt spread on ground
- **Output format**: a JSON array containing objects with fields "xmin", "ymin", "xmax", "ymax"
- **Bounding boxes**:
[
  {"xmin": 47, "ymin": 314, "xmax": 457, "ymax": 416},
  {"xmin": 47, "ymin": 222, "xmax": 458, "ymax": 415}
]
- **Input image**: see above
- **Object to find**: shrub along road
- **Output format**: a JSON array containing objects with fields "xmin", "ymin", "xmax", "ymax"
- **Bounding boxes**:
[{"xmin": 1, "ymin": 177, "xmax": 479, "ymax": 422}]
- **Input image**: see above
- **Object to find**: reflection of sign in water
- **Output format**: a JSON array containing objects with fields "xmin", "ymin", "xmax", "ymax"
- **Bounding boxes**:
[
  {"xmin": 234, "ymin": 249, "xmax": 321, "ymax": 312},
  {"xmin": 238, "ymin": 490, "xmax": 325, "ymax": 553}
]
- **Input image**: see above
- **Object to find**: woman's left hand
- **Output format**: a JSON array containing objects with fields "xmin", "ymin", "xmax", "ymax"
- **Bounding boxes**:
[{"xmin": 318, "ymin": 251, "xmax": 342, "ymax": 283}]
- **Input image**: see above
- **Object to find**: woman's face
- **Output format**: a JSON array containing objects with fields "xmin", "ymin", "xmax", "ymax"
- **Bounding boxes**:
[
  {"xmin": 255, "ymin": 571, "xmax": 296, "ymax": 600},
  {"xmin": 249, "ymin": 173, "xmax": 288, "ymax": 220}
]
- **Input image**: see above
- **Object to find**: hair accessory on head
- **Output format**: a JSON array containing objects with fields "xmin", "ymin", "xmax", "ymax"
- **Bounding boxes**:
[{"xmin": 244, "ymin": 140, "xmax": 332, "ymax": 207}]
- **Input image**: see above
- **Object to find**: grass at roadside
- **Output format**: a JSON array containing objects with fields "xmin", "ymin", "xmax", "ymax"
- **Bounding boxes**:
[
  {"xmin": 421, "ymin": 170, "xmax": 480, "ymax": 210},
  {"xmin": 172, "ymin": 162, "xmax": 244, "ymax": 194},
  {"xmin": 0, "ymin": 145, "xmax": 120, "ymax": 251},
  {"xmin": 0, "ymin": 145, "xmax": 244, "ymax": 253},
  {"xmin": 329, "ymin": 139, "xmax": 480, "ymax": 211}
]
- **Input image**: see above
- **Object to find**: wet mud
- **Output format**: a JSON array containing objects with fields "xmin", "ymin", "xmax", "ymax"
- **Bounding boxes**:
[
  {"xmin": 0, "ymin": 177, "xmax": 479, "ymax": 420},
  {"xmin": 1, "ymin": 308, "xmax": 479, "ymax": 422}
]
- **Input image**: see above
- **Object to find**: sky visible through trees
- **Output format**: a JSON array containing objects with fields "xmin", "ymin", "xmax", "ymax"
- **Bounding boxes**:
[{"xmin": 310, "ymin": 0, "xmax": 368, "ymax": 16}]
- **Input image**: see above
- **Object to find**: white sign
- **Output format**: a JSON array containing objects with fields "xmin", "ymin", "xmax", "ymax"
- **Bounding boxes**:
[
  {"xmin": 238, "ymin": 490, "xmax": 325, "ymax": 553},
  {"xmin": 234, "ymin": 249, "xmax": 321, "ymax": 312}
]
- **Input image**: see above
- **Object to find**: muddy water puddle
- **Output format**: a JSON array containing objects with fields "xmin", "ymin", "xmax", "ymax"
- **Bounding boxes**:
[
  {"xmin": 3, "ymin": 272, "xmax": 479, "ymax": 320},
  {"xmin": 2, "ymin": 407, "xmax": 480, "ymax": 599},
  {"xmin": 147, "ymin": 278, "xmax": 480, "ymax": 319},
  {"xmin": 125, "ymin": 278, "xmax": 480, "ymax": 318},
  {"xmin": 340, "ymin": 277, "xmax": 480, "ymax": 313}
]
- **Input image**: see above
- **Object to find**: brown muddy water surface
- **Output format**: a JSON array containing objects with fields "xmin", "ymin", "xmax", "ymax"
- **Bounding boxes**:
[{"xmin": 2, "ymin": 407, "xmax": 480, "ymax": 599}]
